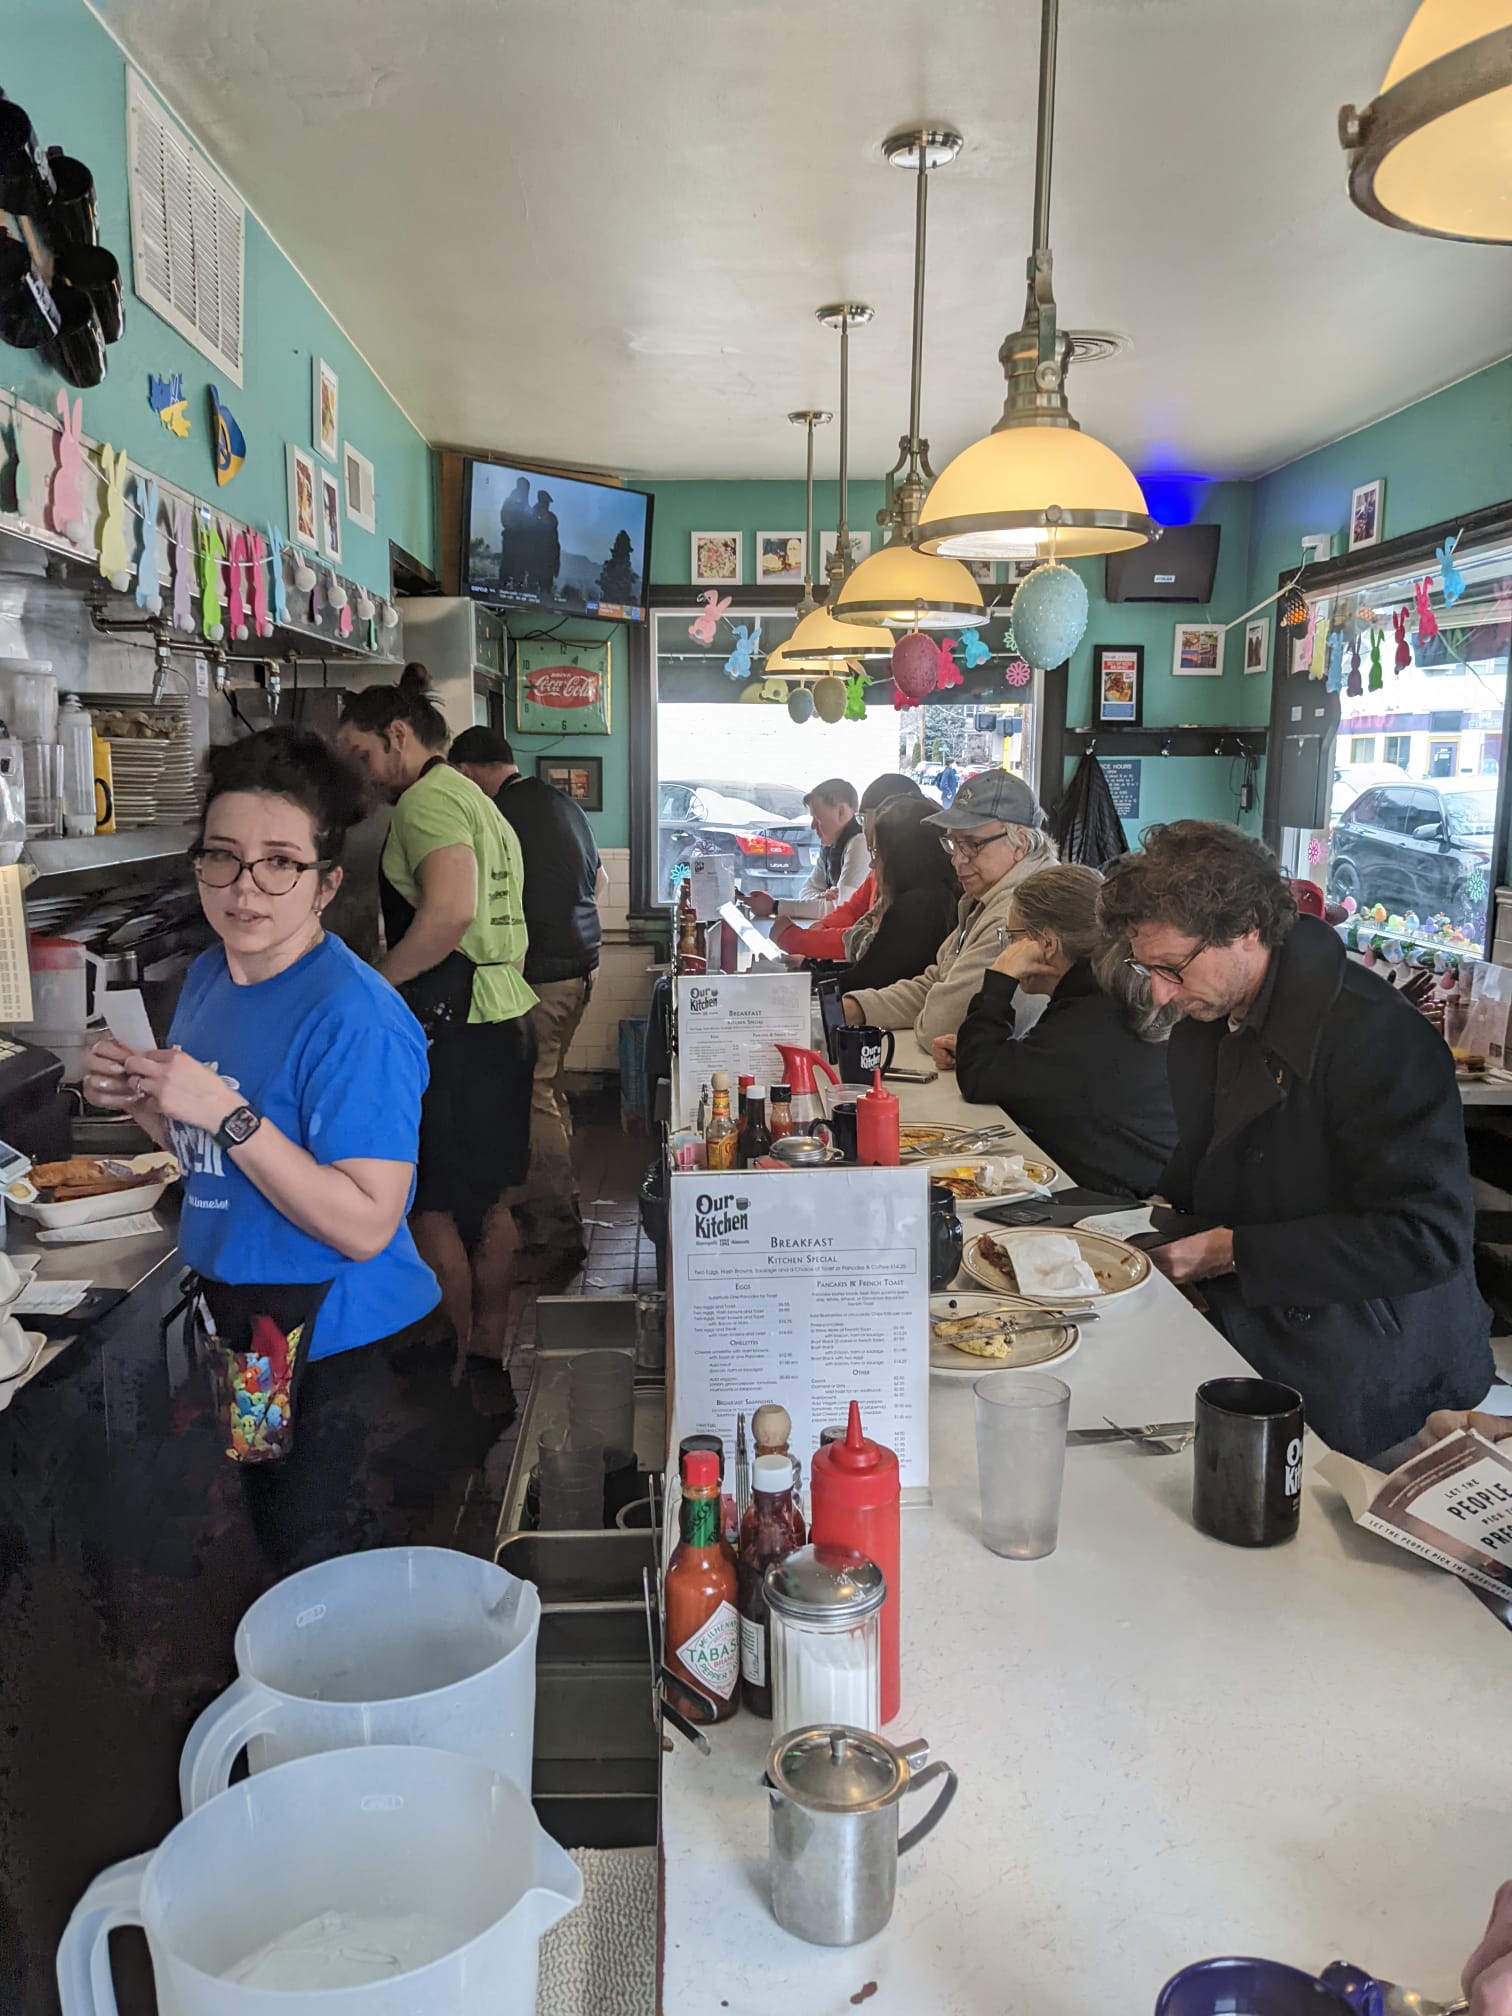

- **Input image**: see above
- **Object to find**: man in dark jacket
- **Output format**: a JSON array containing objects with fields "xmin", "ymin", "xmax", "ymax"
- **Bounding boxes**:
[
  {"xmin": 1099, "ymin": 820, "xmax": 1492, "ymax": 1462},
  {"xmin": 451, "ymin": 728, "xmax": 604, "ymax": 1264}
]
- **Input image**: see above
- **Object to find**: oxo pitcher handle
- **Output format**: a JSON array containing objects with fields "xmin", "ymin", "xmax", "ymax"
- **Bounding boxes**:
[
  {"xmin": 179, "ymin": 1672, "xmax": 280, "ymax": 1813},
  {"xmin": 897, "ymin": 1758, "xmax": 958, "ymax": 1857},
  {"xmin": 56, "ymin": 1851, "xmax": 152, "ymax": 2015}
]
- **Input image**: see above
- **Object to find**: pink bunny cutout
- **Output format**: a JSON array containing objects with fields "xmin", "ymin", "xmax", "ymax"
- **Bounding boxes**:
[
  {"xmin": 171, "ymin": 499, "xmax": 195, "ymax": 632},
  {"xmin": 49, "ymin": 391, "xmax": 87, "ymax": 543},
  {"xmin": 248, "ymin": 531, "xmax": 272, "ymax": 637},
  {"xmin": 227, "ymin": 530, "xmax": 249, "ymax": 640},
  {"xmin": 96, "ymin": 445, "xmax": 131, "ymax": 588},
  {"xmin": 688, "ymin": 590, "xmax": 732, "ymax": 645},
  {"xmin": 1392, "ymin": 607, "xmax": 1411, "ymax": 673},
  {"xmin": 1414, "ymin": 577, "xmax": 1439, "ymax": 642},
  {"xmin": 936, "ymin": 637, "xmax": 963, "ymax": 689}
]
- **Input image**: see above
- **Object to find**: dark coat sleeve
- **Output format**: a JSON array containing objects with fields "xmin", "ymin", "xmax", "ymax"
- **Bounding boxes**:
[
  {"xmin": 840, "ymin": 887, "xmax": 957, "ymax": 997},
  {"xmin": 954, "ymin": 970, "xmax": 1026, "ymax": 1101},
  {"xmin": 1234, "ymin": 996, "xmax": 1473, "ymax": 1306}
]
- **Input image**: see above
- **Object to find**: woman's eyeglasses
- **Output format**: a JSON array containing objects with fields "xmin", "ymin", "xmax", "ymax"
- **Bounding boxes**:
[
  {"xmin": 1125, "ymin": 941, "xmax": 1208, "ymax": 986},
  {"xmin": 940, "ymin": 827, "xmax": 1008, "ymax": 862},
  {"xmin": 190, "ymin": 846, "xmax": 326, "ymax": 897}
]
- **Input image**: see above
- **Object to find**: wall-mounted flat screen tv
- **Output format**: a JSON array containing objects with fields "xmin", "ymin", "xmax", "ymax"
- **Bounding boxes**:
[{"xmin": 461, "ymin": 458, "xmax": 653, "ymax": 623}]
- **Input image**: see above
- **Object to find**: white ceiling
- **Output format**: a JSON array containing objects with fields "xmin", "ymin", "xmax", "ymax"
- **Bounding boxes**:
[{"xmin": 95, "ymin": 0, "xmax": 1512, "ymax": 484}]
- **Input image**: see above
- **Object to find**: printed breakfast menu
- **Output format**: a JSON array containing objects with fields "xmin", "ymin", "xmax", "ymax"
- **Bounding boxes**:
[{"xmin": 669, "ymin": 1167, "xmax": 930, "ymax": 1492}]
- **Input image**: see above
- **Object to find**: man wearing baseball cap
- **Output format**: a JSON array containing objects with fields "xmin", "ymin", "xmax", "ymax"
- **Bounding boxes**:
[{"xmin": 842, "ymin": 770, "xmax": 1057, "ymax": 1047}]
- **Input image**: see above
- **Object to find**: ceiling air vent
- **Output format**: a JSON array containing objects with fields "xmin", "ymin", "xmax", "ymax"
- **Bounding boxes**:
[{"xmin": 125, "ymin": 69, "xmax": 244, "ymax": 386}]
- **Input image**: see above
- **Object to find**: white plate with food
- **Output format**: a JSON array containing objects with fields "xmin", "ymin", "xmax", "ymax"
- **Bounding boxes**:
[
  {"xmin": 926, "ymin": 1154, "xmax": 1059, "ymax": 1205},
  {"xmin": 928, "ymin": 1290, "xmax": 1081, "ymax": 1377},
  {"xmin": 962, "ymin": 1226, "xmax": 1151, "ymax": 1305},
  {"xmin": 8, "ymin": 1154, "xmax": 181, "ymax": 1229}
]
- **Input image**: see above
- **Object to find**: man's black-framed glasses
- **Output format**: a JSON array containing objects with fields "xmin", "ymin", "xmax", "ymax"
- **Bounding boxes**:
[
  {"xmin": 190, "ymin": 846, "xmax": 327, "ymax": 897},
  {"xmin": 1125, "ymin": 940, "xmax": 1209, "ymax": 986}
]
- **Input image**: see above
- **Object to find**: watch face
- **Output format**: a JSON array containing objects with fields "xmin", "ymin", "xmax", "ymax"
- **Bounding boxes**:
[{"xmin": 222, "ymin": 1106, "xmax": 260, "ymax": 1145}]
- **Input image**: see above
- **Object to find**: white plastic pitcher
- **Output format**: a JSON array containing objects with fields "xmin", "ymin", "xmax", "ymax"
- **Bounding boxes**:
[
  {"xmin": 58, "ymin": 1744, "xmax": 581, "ymax": 2016},
  {"xmin": 179, "ymin": 1547, "xmax": 540, "ymax": 1813}
]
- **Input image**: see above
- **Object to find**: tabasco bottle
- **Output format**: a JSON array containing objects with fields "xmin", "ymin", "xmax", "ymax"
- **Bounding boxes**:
[{"xmin": 665, "ymin": 1449, "xmax": 740, "ymax": 1724}]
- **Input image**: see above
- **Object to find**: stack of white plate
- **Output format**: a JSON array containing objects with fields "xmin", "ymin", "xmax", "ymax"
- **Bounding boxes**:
[
  {"xmin": 102, "ymin": 738, "xmax": 169, "ymax": 829},
  {"xmin": 153, "ymin": 707, "xmax": 200, "ymax": 824}
]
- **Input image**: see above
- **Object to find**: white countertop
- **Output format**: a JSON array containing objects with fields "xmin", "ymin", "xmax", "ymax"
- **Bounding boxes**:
[{"xmin": 659, "ymin": 1039, "xmax": 1511, "ymax": 2013}]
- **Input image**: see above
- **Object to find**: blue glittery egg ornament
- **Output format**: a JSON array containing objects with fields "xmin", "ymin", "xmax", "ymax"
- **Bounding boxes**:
[
  {"xmin": 786, "ymin": 685, "xmax": 814, "ymax": 724},
  {"xmin": 1009, "ymin": 562, "xmax": 1090, "ymax": 671}
]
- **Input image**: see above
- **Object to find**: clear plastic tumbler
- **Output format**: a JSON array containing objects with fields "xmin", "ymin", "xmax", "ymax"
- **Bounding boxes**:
[{"xmin": 973, "ymin": 1371, "xmax": 1071, "ymax": 1559}]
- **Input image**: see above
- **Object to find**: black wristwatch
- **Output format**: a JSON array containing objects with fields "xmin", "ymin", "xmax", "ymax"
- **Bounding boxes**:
[{"xmin": 214, "ymin": 1104, "xmax": 262, "ymax": 1152}]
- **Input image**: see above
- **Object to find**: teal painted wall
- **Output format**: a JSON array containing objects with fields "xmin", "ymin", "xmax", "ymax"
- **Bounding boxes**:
[
  {"xmin": 503, "ymin": 613, "xmax": 631, "ymax": 847},
  {"xmin": 1, "ymin": 0, "xmax": 435, "ymax": 587},
  {"xmin": 648, "ymin": 479, "xmax": 889, "ymax": 585}
]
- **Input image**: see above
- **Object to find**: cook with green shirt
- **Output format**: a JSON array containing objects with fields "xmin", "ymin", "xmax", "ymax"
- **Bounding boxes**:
[{"xmin": 340, "ymin": 665, "xmax": 536, "ymax": 1375}]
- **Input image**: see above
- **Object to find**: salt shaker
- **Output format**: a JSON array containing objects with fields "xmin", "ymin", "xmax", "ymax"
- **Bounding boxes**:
[{"xmin": 765, "ymin": 1545, "xmax": 885, "ymax": 1737}]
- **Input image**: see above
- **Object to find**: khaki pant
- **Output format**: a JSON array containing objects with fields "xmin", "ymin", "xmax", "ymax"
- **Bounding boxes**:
[{"xmin": 515, "ymin": 971, "xmax": 594, "ymax": 1244}]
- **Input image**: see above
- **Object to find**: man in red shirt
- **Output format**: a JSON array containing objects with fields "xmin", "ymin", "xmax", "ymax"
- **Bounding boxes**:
[{"xmin": 773, "ymin": 772, "xmax": 922, "ymax": 962}]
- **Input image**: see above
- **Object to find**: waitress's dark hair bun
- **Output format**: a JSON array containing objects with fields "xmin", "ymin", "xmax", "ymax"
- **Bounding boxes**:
[
  {"xmin": 340, "ymin": 660, "xmax": 449, "ymax": 751},
  {"xmin": 200, "ymin": 727, "xmax": 367, "ymax": 865}
]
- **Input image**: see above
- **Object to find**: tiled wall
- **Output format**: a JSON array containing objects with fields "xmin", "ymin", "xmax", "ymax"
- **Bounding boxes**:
[{"xmin": 568, "ymin": 846, "xmax": 661, "ymax": 1077}]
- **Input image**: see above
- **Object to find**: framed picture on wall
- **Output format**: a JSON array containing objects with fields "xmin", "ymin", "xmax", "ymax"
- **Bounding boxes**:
[
  {"xmin": 1172, "ymin": 621, "xmax": 1224, "ymax": 677},
  {"xmin": 537, "ymin": 755, "xmax": 603, "ymax": 810},
  {"xmin": 317, "ymin": 463, "xmax": 343, "ymax": 562},
  {"xmin": 1094, "ymin": 644, "xmax": 1143, "ymax": 725},
  {"xmin": 1350, "ymin": 478, "xmax": 1385, "ymax": 551},
  {"xmin": 756, "ymin": 531, "xmax": 805, "ymax": 584},
  {"xmin": 818, "ymin": 529, "xmax": 871, "ymax": 578},
  {"xmin": 314, "ymin": 358, "xmax": 339, "ymax": 462},
  {"xmin": 514, "ymin": 637, "xmax": 612, "ymax": 734},
  {"xmin": 692, "ymin": 531, "xmax": 741, "ymax": 584},
  {"xmin": 1244, "ymin": 616, "xmax": 1270, "ymax": 674},
  {"xmin": 342, "ymin": 443, "xmax": 376, "ymax": 533},
  {"xmin": 286, "ymin": 443, "xmax": 319, "ymax": 550}
]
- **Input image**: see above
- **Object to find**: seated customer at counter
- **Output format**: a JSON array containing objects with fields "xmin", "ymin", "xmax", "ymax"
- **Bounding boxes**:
[
  {"xmin": 1099, "ymin": 820, "xmax": 1492, "ymax": 1462},
  {"xmin": 939, "ymin": 863, "xmax": 1177, "ymax": 1198},
  {"xmin": 83, "ymin": 729, "xmax": 438, "ymax": 1530},
  {"xmin": 837, "ymin": 796, "xmax": 966, "ymax": 998},
  {"xmin": 772, "ymin": 772, "xmax": 922, "ymax": 963},
  {"xmin": 743, "ymin": 775, "xmax": 868, "ymax": 922},
  {"xmin": 842, "ymin": 770, "xmax": 1056, "ymax": 1047}
]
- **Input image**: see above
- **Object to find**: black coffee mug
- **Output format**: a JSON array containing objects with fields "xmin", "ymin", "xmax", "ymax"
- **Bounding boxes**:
[
  {"xmin": 42, "ymin": 281, "xmax": 106, "ymax": 388},
  {"xmin": 52, "ymin": 244, "xmax": 122, "ymax": 344},
  {"xmin": 0, "ymin": 100, "xmax": 55, "ymax": 218},
  {"xmin": 0, "ymin": 236, "xmax": 51, "ymax": 349},
  {"xmin": 44, "ymin": 153, "xmax": 99, "ymax": 249},
  {"xmin": 928, "ymin": 1184, "xmax": 963, "ymax": 1290},
  {"xmin": 830, "ymin": 1100, "xmax": 858, "ymax": 1163},
  {"xmin": 834, "ymin": 1023, "xmax": 895, "ymax": 1083},
  {"xmin": 1193, "ymin": 1377, "xmax": 1304, "ymax": 1548}
]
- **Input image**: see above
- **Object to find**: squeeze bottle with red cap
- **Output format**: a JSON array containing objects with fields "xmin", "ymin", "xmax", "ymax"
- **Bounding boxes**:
[
  {"xmin": 809, "ymin": 1400, "xmax": 901, "ymax": 1723},
  {"xmin": 771, "ymin": 1043, "xmax": 839, "ymax": 1142},
  {"xmin": 856, "ymin": 1069, "xmax": 900, "ymax": 1167}
]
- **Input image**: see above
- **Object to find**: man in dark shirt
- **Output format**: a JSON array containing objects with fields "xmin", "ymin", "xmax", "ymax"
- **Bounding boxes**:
[{"xmin": 451, "ymin": 728, "xmax": 605, "ymax": 1264}]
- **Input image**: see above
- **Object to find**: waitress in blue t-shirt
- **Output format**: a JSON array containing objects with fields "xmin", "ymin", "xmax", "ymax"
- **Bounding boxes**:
[{"xmin": 83, "ymin": 728, "xmax": 439, "ymax": 1504}]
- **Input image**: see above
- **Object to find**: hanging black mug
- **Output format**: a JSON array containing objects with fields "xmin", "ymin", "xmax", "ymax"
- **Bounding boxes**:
[
  {"xmin": 0, "ymin": 235, "xmax": 53, "ymax": 349},
  {"xmin": 1192, "ymin": 1377, "xmax": 1304, "ymax": 1548},
  {"xmin": 52, "ymin": 244, "xmax": 122, "ymax": 344},
  {"xmin": 44, "ymin": 153, "xmax": 98, "ymax": 249},
  {"xmin": 42, "ymin": 280, "xmax": 106, "ymax": 388},
  {"xmin": 0, "ymin": 100, "xmax": 55, "ymax": 218},
  {"xmin": 834, "ymin": 1023, "xmax": 895, "ymax": 1083},
  {"xmin": 928, "ymin": 1184, "xmax": 963, "ymax": 1290}
]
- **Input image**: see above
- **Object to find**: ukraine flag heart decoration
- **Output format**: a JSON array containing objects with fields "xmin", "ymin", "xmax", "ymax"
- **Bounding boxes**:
[{"xmin": 208, "ymin": 384, "xmax": 246, "ymax": 486}]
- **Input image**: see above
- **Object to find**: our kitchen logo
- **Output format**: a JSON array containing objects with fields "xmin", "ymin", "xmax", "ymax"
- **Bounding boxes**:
[
  {"xmin": 686, "ymin": 986, "xmax": 718, "ymax": 1013},
  {"xmin": 523, "ymin": 666, "xmax": 603, "ymax": 709},
  {"xmin": 694, "ymin": 1191, "xmax": 749, "ymax": 1239}
]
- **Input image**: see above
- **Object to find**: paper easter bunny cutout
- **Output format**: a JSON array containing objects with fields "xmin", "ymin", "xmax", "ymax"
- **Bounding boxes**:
[
  {"xmin": 1414, "ymin": 576, "xmax": 1439, "ymax": 642},
  {"xmin": 171, "ymin": 499, "xmax": 195, "ymax": 632},
  {"xmin": 135, "ymin": 476, "xmax": 164, "ymax": 615},
  {"xmin": 266, "ymin": 524, "xmax": 289, "ymax": 626},
  {"xmin": 198, "ymin": 513, "xmax": 226, "ymax": 641},
  {"xmin": 1392, "ymin": 607, "xmax": 1411, "ymax": 673},
  {"xmin": 49, "ymin": 391, "xmax": 87, "ymax": 544},
  {"xmin": 688, "ymin": 589, "xmax": 732, "ymax": 645},
  {"xmin": 96, "ymin": 445, "xmax": 132, "ymax": 589},
  {"xmin": 227, "ymin": 529, "xmax": 249, "ymax": 640},
  {"xmin": 248, "ymin": 530, "xmax": 272, "ymax": 637},
  {"xmin": 1437, "ymin": 533, "xmax": 1465, "ymax": 605},
  {"xmin": 960, "ymin": 628, "xmax": 991, "ymax": 669}
]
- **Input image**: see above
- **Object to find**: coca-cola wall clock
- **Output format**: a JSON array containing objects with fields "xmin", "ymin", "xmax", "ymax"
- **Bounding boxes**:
[{"xmin": 513, "ymin": 637, "xmax": 612, "ymax": 735}]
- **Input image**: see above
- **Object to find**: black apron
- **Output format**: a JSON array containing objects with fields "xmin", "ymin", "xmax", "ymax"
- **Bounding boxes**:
[{"xmin": 379, "ymin": 758, "xmax": 484, "ymax": 1032}]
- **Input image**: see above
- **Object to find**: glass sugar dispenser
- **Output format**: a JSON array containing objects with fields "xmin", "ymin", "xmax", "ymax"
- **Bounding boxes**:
[{"xmin": 764, "ymin": 1544, "xmax": 885, "ymax": 1737}]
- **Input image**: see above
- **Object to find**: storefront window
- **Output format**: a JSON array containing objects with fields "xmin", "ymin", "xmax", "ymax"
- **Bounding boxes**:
[
  {"xmin": 648, "ymin": 607, "xmax": 1038, "ymax": 906},
  {"xmin": 1321, "ymin": 543, "xmax": 1512, "ymax": 954}
]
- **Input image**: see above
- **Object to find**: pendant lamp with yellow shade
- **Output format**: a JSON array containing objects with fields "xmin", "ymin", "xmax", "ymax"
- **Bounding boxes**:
[
  {"xmin": 830, "ymin": 129, "xmax": 986, "ymax": 632},
  {"xmin": 1339, "ymin": 1, "xmax": 1512, "ymax": 243},
  {"xmin": 916, "ymin": 0, "xmax": 1154, "ymax": 564}
]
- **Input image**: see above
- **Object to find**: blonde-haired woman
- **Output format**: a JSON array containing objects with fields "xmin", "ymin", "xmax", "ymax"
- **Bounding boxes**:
[{"xmin": 945, "ymin": 862, "xmax": 1178, "ymax": 1198}]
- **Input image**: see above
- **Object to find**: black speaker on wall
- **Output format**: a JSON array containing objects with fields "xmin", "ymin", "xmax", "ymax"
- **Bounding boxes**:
[{"xmin": 1105, "ymin": 525, "xmax": 1221, "ymax": 603}]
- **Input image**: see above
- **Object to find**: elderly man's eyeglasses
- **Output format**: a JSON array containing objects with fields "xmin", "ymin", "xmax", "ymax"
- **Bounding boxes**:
[
  {"xmin": 1125, "ymin": 941, "xmax": 1209, "ymax": 986},
  {"xmin": 939, "ymin": 826, "xmax": 1009, "ymax": 862}
]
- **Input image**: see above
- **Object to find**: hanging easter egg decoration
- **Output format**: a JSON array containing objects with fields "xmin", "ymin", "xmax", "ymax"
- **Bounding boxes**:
[
  {"xmin": 891, "ymin": 631, "xmax": 940, "ymax": 701},
  {"xmin": 812, "ymin": 675, "xmax": 848, "ymax": 723},
  {"xmin": 1008, "ymin": 561, "xmax": 1089, "ymax": 670},
  {"xmin": 786, "ymin": 684, "xmax": 814, "ymax": 724},
  {"xmin": 738, "ymin": 679, "xmax": 766, "ymax": 703}
]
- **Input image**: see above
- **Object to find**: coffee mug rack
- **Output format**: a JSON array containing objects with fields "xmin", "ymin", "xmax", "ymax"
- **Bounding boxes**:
[{"xmin": 1065, "ymin": 724, "xmax": 1269, "ymax": 758}]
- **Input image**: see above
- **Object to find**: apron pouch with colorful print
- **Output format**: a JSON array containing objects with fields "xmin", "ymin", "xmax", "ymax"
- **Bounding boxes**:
[{"xmin": 193, "ymin": 1277, "xmax": 332, "ymax": 1465}]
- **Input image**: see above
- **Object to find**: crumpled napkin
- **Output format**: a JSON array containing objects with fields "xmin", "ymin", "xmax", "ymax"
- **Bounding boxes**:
[{"xmin": 1002, "ymin": 1231, "xmax": 1102, "ymax": 1299}]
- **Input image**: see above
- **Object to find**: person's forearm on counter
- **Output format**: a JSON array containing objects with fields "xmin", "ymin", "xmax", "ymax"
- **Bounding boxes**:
[{"xmin": 380, "ymin": 844, "xmax": 476, "ymax": 989}]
